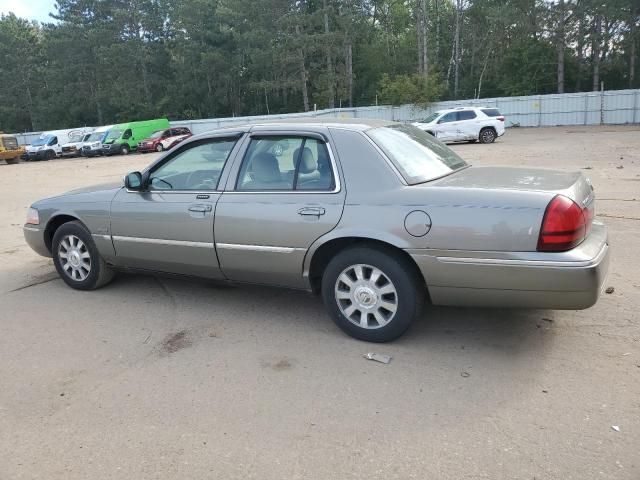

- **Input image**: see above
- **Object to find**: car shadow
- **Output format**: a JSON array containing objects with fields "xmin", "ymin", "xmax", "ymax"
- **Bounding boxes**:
[
  {"xmin": 109, "ymin": 273, "xmax": 557, "ymax": 357},
  {"xmin": 3, "ymin": 266, "xmax": 557, "ymax": 362}
]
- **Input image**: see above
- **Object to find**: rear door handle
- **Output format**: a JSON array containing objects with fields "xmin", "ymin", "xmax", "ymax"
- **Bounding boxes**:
[
  {"xmin": 298, "ymin": 207, "xmax": 325, "ymax": 217},
  {"xmin": 188, "ymin": 204, "xmax": 212, "ymax": 213}
]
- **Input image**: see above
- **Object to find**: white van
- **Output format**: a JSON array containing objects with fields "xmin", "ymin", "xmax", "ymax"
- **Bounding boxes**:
[
  {"xmin": 81, "ymin": 125, "xmax": 114, "ymax": 157},
  {"xmin": 25, "ymin": 128, "xmax": 92, "ymax": 161},
  {"xmin": 61, "ymin": 128, "xmax": 95, "ymax": 158}
]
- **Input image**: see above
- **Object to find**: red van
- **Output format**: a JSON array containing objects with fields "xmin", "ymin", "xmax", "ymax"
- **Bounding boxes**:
[{"xmin": 137, "ymin": 127, "xmax": 192, "ymax": 153}]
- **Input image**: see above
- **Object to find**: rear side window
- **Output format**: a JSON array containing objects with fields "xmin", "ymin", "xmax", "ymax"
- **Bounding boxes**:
[
  {"xmin": 237, "ymin": 136, "xmax": 335, "ymax": 191},
  {"xmin": 457, "ymin": 110, "xmax": 477, "ymax": 121},
  {"xmin": 481, "ymin": 108, "xmax": 502, "ymax": 117}
]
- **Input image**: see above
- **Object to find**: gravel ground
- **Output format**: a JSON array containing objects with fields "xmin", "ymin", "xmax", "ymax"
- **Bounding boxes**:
[{"xmin": 0, "ymin": 125, "xmax": 638, "ymax": 479}]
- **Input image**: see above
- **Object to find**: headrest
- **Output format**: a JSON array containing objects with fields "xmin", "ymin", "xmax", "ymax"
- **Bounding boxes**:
[
  {"xmin": 251, "ymin": 152, "xmax": 281, "ymax": 183},
  {"xmin": 294, "ymin": 147, "xmax": 317, "ymax": 174}
]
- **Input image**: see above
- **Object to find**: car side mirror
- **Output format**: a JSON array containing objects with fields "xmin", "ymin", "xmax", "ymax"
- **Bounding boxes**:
[{"xmin": 124, "ymin": 171, "xmax": 143, "ymax": 191}]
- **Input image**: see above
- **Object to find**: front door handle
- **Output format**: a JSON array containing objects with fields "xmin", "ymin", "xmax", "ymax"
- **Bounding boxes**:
[
  {"xmin": 298, "ymin": 207, "xmax": 325, "ymax": 217},
  {"xmin": 188, "ymin": 204, "xmax": 212, "ymax": 213}
]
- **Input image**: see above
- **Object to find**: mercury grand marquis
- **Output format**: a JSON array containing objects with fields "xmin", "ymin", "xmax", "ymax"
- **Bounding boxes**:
[{"xmin": 23, "ymin": 119, "xmax": 609, "ymax": 342}]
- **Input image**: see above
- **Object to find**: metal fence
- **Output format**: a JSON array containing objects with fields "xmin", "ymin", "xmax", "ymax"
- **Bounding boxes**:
[{"xmin": 13, "ymin": 89, "xmax": 640, "ymax": 145}]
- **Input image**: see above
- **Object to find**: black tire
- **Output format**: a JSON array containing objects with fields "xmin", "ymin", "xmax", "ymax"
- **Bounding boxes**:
[
  {"xmin": 45, "ymin": 149, "xmax": 56, "ymax": 160},
  {"xmin": 155, "ymin": 143, "xmax": 164, "ymax": 152},
  {"xmin": 120, "ymin": 145, "xmax": 130, "ymax": 155},
  {"xmin": 5, "ymin": 157, "xmax": 20, "ymax": 165},
  {"xmin": 321, "ymin": 245, "xmax": 424, "ymax": 342},
  {"xmin": 52, "ymin": 221, "xmax": 116, "ymax": 290},
  {"xmin": 479, "ymin": 127, "xmax": 497, "ymax": 144}
]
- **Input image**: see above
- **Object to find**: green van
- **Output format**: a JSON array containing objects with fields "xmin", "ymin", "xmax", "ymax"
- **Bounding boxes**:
[{"xmin": 102, "ymin": 118, "xmax": 170, "ymax": 156}]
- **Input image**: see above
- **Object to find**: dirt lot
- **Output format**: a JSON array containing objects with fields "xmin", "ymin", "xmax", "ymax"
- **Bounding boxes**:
[{"xmin": 1, "ymin": 125, "xmax": 639, "ymax": 479}]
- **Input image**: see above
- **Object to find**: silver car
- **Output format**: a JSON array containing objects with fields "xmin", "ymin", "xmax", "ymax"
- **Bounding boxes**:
[{"xmin": 23, "ymin": 120, "xmax": 609, "ymax": 342}]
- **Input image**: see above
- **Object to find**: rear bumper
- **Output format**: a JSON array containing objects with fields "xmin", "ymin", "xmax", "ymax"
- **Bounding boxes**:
[
  {"xmin": 408, "ymin": 221, "xmax": 609, "ymax": 310},
  {"xmin": 23, "ymin": 225, "xmax": 51, "ymax": 258}
]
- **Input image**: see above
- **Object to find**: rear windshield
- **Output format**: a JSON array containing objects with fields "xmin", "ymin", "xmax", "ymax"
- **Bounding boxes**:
[
  {"xmin": 367, "ymin": 124, "xmax": 468, "ymax": 184},
  {"xmin": 481, "ymin": 108, "xmax": 502, "ymax": 117}
]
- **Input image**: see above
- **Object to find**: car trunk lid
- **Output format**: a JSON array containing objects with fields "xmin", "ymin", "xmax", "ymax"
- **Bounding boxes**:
[{"xmin": 431, "ymin": 166, "xmax": 594, "ymax": 208}]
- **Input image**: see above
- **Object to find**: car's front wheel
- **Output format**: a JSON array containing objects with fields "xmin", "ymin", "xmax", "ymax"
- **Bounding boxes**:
[
  {"xmin": 156, "ymin": 143, "xmax": 164, "ymax": 152},
  {"xmin": 52, "ymin": 221, "xmax": 116, "ymax": 290},
  {"xmin": 321, "ymin": 246, "xmax": 424, "ymax": 342}
]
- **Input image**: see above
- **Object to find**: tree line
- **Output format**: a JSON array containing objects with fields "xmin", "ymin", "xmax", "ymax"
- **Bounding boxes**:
[{"xmin": 0, "ymin": 0, "xmax": 638, "ymax": 133}]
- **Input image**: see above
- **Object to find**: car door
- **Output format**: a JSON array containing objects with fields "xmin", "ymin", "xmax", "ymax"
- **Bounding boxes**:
[
  {"xmin": 456, "ymin": 110, "xmax": 478, "ymax": 139},
  {"xmin": 109, "ymin": 134, "xmax": 243, "ymax": 278},
  {"xmin": 215, "ymin": 130, "xmax": 345, "ymax": 288},
  {"xmin": 434, "ymin": 112, "xmax": 458, "ymax": 140}
]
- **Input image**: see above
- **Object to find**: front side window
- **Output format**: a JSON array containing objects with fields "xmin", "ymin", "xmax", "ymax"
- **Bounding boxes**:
[
  {"xmin": 122, "ymin": 129, "xmax": 132, "ymax": 140},
  {"xmin": 367, "ymin": 124, "xmax": 468, "ymax": 184},
  {"xmin": 237, "ymin": 136, "xmax": 334, "ymax": 191},
  {"xmin": 148, "ymin": 138, "xmax": 237, "ymax": 191},
  {"xmin": 48, "ymin": 136, "xmax": 58, "ymax": 146},
  {"xmin": 438, "ymin": 112, "xmax": 457, "ymax": 123}
]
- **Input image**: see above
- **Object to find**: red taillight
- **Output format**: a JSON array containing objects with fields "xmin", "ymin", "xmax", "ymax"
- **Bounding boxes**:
[
  {"xmin": 537, "ymin": 195, "xmax": 591, "ymax": 252},
  {"xmin": 497, "ymin": 116, "xmax": 505, "ymax": 122}
]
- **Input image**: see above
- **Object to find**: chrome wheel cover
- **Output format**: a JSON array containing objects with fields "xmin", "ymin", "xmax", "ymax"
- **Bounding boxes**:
[
  {"xmin": 334, "ymin": 264, "xmax": 398, "ymax": 329},
  {"xmin": 58, "ymin": 234, "xmax": 91, "ymax": 282}
]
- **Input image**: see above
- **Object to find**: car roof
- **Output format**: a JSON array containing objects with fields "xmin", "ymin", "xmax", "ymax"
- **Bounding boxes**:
[
  {"xmin": 435, "ymin": 106, "xmax": 496, "ymax": 114},
  {"xmin": 189, "ymin": 117, "xmax": 398, "ymax": 140}
]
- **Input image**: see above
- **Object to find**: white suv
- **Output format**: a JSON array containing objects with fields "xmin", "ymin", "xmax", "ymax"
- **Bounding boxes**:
[{"xmin": 412, "ymin": 107, "xmax": 506, "ymax": 144}]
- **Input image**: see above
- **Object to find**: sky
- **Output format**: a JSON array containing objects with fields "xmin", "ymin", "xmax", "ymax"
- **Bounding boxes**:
[{"xmin": 0, "ymin": 0, "xmax": 57, "ymax": 23}]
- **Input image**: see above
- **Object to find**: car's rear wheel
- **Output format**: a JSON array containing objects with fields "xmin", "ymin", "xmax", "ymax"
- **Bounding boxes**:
[
  {"xmin": 479, "ymin": 127, "xmax": 497, "ymax": 144},
  {"xmin": 52, "ymin": 221, "xmax": 115, "ymax": 290},
  {"xmin": 321, "ymin": 246, "xmax": 424, "ymax": 342}
]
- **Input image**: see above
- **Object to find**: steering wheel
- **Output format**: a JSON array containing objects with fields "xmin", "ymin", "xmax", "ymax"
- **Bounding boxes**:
[{"xmin": 186, "ymin": 170, "xmax": 216, "ymax": 190}]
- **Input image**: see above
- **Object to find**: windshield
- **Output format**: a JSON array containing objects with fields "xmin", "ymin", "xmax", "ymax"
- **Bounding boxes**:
[
  {"xmin": 87, "ymin": 132, "xmax": 104, "ymax": 142},
  {"xmin": 31, "ymin": 135, "xmax": 53, "ymax": 146},
  {"xmin": 421, "ymin": 112, "xmax": 440, "ymax": 123},
  {"xmin": 367, "ymin": 124, "xmax": 468, "ymax": 184},
  {"xmin": 149, "ymin": 130, "xmax": 165, "ymax": 139},
  {"xmin": 68, "ymin": 132, "xmax": 85, "ymax": 143},
  {"xmin": 106, "ymin": 130, "xmax": 123, "ymax": 140}
]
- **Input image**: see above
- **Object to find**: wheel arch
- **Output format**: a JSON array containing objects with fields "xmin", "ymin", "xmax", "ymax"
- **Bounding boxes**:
[
  {"xmin": 479, "ymin": 125, "xmax": 497, "ymax": 135},
  {"xmin": 44, "ymin": 214, "xmax": 87, "ymax": 253},
  {"xmin": 305, "ymin": 235, "xmax": 428, "ymax": 297}
]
